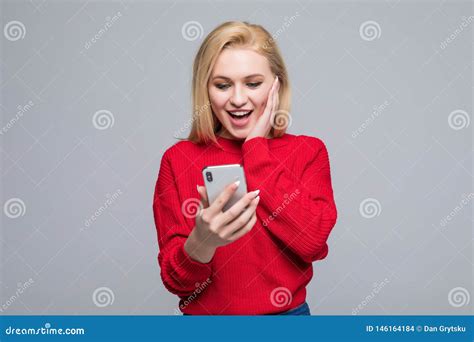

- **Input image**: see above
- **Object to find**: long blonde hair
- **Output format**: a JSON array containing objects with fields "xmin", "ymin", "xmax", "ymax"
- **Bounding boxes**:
[{"xmin": 186, "ymin": 21, "xmax": 291, "ymax": 144}]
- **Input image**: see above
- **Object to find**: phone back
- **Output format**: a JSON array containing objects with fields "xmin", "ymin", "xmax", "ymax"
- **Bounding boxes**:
[{"xmin": 202, "ymin": 164, "xmax": 247, "ymax": 212}]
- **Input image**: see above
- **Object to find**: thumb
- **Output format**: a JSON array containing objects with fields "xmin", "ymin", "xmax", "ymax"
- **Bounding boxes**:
[{"xmin": 197, "ymin": 185, "xmax": 209, "ymax": 208}]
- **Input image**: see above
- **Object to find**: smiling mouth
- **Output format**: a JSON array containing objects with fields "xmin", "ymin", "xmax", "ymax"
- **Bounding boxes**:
[{"xmin": 226, "ymin": 110, "xmax": 253, "ymax": 119}]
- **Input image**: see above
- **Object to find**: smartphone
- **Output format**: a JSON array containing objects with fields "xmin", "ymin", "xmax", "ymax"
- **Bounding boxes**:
[{"xmin": 202, "ymin": 164, "xmax": 248, "ymax": 212}]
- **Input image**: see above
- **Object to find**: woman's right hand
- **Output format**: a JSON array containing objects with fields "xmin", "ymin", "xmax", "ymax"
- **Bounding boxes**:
[{"xmin": 184, "ymin": 181, "xmax": 260, "ymax": 263}]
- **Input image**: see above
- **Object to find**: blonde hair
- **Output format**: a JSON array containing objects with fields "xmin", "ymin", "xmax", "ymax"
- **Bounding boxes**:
[{"xmin": 186, "ymin": 21, "xmax": 291, "ymax": 144}]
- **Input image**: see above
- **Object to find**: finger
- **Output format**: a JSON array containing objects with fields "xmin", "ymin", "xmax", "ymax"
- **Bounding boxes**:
[
  {"xmin": 227, "ymin": 212, "xmax": 257, "ymax": 242},
  {"xmin": 197, "ymin": 185, "xmax": 209, "ymax": 208},
  {"xmin": 197, "ymin": 186, "xmax": 209, "ymax": 207},
  {"xmin": 261, "ymin": 76, "xmax": 278, "ymax": 118},
  {"xmin": 207, "ymin": 180, "xmax": 240, "ymax": 216},
  {"xmin": 270, "ymin": 78, "xmax": 281, "ymax": 127},
  {"xmin": 275, "ymin": 78, "xmax": 280, "ymax": 109},
  {"xmin": 215, "ymin": 190, "xmax": 259, "ymax": 227},
  {"xmin": 273, "ymin": 76, "xmax": 279, "ymax": 96},
  {"xmin": 219, "ymin": 195, "xmax": 259, "ymax": 237},
  {"xmin": 268, "ymin": 76, "xmax": 278, "ymax": 105},
  {"xmin": 272, "ymin": 80, "xmax": 279, "ymax": 115}
]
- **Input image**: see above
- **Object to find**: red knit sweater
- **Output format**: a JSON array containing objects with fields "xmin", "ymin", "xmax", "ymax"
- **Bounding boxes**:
[{"xmin": 153, "ymin": 134, "xmax": 338, "ymax": 315}]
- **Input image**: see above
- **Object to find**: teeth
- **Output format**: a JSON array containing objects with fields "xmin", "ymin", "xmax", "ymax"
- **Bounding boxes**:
[{"xmin": 228, "ymin": 111, "xmax": 251, "ymax": 116}]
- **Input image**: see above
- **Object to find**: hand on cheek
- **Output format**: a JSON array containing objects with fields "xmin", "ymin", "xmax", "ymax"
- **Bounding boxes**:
[{"xmin": 245, "ymin": 76, "xmax": 280, "ymax": 142}]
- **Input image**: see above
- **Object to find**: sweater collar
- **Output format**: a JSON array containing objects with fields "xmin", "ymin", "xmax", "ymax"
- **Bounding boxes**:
[{"xmin": 212, "ymin": 134, "xmax": 290, "ymax": 154}]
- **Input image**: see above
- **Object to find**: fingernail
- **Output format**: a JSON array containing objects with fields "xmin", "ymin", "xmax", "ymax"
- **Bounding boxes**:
[
  {"xmin": 253, "ymin": 189, "xmax": 260, "ymax": 196},
  {"xmin": 234, "ymin": 180, "xmax": 240, "ymax": 188},
  {"xmin": 255, "ymin": 195, "xmax": 260, "ymax": 203},
  {"xmin": 196, "ymin": 185, "xmax": 199, "ymax": 191}
]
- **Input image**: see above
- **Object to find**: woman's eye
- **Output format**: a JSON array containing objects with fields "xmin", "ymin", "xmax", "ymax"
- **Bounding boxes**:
[
  {"xmin": 215, "ymin": 82, "xmax": 262, "ymax": 90},
  {"xmin": 216, "ymin": 84, "xmax": 230, "ymax": 90},
  {"xmin": 247, "ymin": 82, "xmax": 262, "ymax": 88}
]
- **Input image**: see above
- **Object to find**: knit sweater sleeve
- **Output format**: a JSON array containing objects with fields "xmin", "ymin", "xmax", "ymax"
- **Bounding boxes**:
[
  {"xmin": 241, "ymin": 136, "xmax": 338, "ymax": 263},
  {"xmin": 153, "ymin": 149, "xmax": 213, "ymax": 297}
]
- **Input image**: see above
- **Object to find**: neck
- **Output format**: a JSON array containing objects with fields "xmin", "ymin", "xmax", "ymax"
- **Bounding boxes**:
[
  {"xmin": 216, "ymin": 129, "xmax": 244, "ymax": 141},
  {"xmin": 217, "ymin": 128, "xmax": 271, "ymax": 141}
]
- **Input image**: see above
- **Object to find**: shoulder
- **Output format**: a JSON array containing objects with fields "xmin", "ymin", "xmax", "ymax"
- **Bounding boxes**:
[
  {"xmin": 161, "ymin": 139, "xmax": 205, "ymax": 161},
  {"xmin": 158, "ymin": 139, "xmax": 206, "ymax": 177},
  {"xmin": 282, "ymin": 133, "xmax": 328, "ymax": 153}
]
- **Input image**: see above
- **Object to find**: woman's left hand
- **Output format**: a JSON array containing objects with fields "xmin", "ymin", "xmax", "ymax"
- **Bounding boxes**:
[{"xmin": 245, "ymin": 76, "xmax": 280, "ymax": 142}]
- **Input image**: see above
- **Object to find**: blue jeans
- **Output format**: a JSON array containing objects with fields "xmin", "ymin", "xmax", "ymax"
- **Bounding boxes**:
[
  {"xmin": 270, "ymin": 301, "xmax": 311, "ymax": 315},
  {"xmin": 182, "ymin": 301, "xmax": 311, "ymax": 315}
]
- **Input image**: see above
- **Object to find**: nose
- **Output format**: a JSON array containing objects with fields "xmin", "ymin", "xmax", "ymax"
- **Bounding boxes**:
[{"xmin": 229, "ymin": 84, "xmax": 248, "ymax": 107}]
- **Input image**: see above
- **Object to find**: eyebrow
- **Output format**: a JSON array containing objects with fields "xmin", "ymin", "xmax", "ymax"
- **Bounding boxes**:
[{"xmin": 211, "ymin": 74, "xmax": 264, "ymax": 81}]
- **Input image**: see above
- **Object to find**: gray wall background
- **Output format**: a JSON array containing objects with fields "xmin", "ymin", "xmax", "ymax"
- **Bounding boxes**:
[{"xmin": 0, "ymin": 0, "xmax": 472, "ymax": 315}]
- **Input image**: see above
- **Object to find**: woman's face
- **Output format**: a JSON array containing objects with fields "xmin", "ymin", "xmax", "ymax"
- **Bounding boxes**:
[{"xmin": 208, "ymin": 48, "xmax": 275, "ymax": 140}]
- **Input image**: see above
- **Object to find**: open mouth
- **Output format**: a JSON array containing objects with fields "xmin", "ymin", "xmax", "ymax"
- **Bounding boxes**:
[{"xmin": 226, "ymin": 110, "xmax": 253, "ymax": 120}]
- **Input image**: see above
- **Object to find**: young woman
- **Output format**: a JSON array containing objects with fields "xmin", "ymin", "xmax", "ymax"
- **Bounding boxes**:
[{"xmin": 153, "ymin": 21, "xmax": 338, "ymax": 315}]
